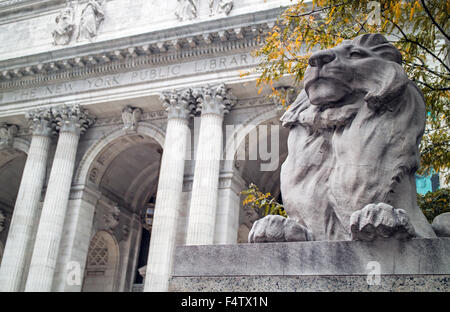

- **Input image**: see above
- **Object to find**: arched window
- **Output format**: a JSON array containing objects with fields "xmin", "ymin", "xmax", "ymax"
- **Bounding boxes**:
[{"xmin": 82, "ymin": 231, "xmax": 119, "ymax": 292}]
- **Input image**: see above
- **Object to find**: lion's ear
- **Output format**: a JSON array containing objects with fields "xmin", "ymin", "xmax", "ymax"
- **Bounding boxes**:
[{"xmin": 364, "ymin": 62, "xmax": 409, "ymax": 113}]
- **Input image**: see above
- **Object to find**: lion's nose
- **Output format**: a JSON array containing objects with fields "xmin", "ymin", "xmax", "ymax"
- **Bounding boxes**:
[{"xmin": 308, "ymin": 50, "xmax": 336, "ymax": 67}]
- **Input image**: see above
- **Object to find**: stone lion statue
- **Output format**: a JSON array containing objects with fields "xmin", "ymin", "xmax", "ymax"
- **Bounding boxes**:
[{"xmin": 249, "ymin": 33, "xmax": 436, "ymax": 243}]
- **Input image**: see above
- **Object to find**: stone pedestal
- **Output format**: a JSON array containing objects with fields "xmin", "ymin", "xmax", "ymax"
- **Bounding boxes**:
[
  {"xmin": 169, "ymin": 238, "xmax": 450, "ymax": 292},
  {"xmin": 0, "ymin": 110, "xmax": 52, "ymax": 292},
  {"xmin": 25, "ymin": 105, "xmax": 94, "ymax": 292}
]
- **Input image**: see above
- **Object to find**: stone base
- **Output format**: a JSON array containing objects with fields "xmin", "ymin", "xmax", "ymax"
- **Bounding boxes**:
[
  {"xmin": 169, "ymin": 275, "xmax": 450, "ymax": 292},
  {"xmin": 169, "ymin": 238, "xmax": 450, "ymax": 292}
]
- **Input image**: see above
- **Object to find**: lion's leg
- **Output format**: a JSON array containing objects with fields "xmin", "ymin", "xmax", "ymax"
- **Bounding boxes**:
[
  {"xmin": 349, "ymin": 203, "xmax": 415, "ymax": 241},
  {"xmin": 248, "ymin": 215, "xmax": 314, "ymax": 243}
]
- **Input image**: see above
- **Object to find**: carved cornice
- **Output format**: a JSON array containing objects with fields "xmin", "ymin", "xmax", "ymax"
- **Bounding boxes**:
[{"xmin": 0, "ymin": 15, "xmax": 277, "ymax": 90}]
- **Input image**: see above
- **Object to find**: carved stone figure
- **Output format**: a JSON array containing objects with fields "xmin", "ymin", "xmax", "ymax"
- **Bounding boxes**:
[
  {"xmin": 249, "ymin": 33, "xmax": 436, "ymax": 243},
  {"xmin": 77, "ymin": 0, "xmax": 106, "ymax": 41},
  {"xmin": 104, "ymin": 205, "xmax": 120, "ymax": 232},
  {"xmin": 121, "ymin": 105, "xmax": 142, "ymax": 133},
  {"xmin": 209, "ymin": 0, "xmax": 233, "ymax": 16},
  {"xmin": 52, "ymin": 3, "xmax": 75, "ymax": 45},
  {"xmin": 175, "ymin": 0, "xmax": 197, "ymax": 21},
  {"xmin": 0, "ymin": 124, "xmax": 18, "ymax": 150}
]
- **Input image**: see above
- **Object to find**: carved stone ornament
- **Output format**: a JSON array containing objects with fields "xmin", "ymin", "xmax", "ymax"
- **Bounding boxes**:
[
  {"xmin": 160, "ymin": 88, "xmax": 197, "ymax": 120},
  {"xmin": 121, "ymin": 105, "xmax": 142, "ymax": 133},
  {"xmin": 0, "ymin": 210, "xmax": 5, "ymax": 233},
  {"xmin": 77, "ymin": 0, "xmax": 106, "ymax": 41},
  {"xmin": 52, "ymin": 104, "xmax": 96, "ymax": 135},
  {"xmin": 52, "ymin": 2, "xmax": 75, "ymax": 45},
  {"xmin": 175, "ymin": 0, "xmax": 197, "ymax": 21},
  {"xmin": 26, "ymin": 108, "xmax": 53, "ymax": 137},
  {"xmin": 103, "ymin": 205, "xmax": 120, "ymax": 232},
  {"xmin": 193, "ymin": 83, "xmax": 236, "ymax": 116},
  {"xmin": 250, "ymin": 33, "xmax": 437, "ymax": 243},
  {"xmin": 0, "ymin": 123, "xmax": 18, "ymax": 150},
  {"xmin": 209, "ymin": 0, "xmax": 233, "ymax": 16}
]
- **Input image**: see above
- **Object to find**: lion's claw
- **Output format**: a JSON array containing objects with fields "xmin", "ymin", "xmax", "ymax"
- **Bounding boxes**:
[{"xmin": 350, "ymin": 203, "xmax": 415, "ymax": 241}]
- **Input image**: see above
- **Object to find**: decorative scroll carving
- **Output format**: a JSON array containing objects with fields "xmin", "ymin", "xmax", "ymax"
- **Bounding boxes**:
[
  {"xmin": 52, "ymin": 2, "xmax": 75, "ymax": 45},
  {"xmin": 77, "ymin": 0, "xmax": 106, "ymax": 41},
  {"xmin": 121, "ymin": 105, "xmax": 142, "ymax": 133},
  {"xmin": 52, "ymin": 104, "xmax": 96, "ymax": 135},
  {"xmin": 0, "ymin": 124, "xmax": 18, "ymax": 150},
  {"xmin": 209, "ymin": 0, "xmax": 233, "ymax": 16},
  {"xmin": 175, "ymin": 0, "xmax": 197, "ymax": 21}
]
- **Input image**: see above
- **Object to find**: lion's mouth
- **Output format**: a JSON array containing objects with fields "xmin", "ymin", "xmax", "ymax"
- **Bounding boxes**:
[{"xmin": 304, "ymin": 77, "xmax": 353, "ymax": 106}]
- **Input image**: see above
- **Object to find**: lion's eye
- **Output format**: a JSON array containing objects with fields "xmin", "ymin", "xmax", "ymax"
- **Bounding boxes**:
[{"xmin": 349, "ymin": 50, "xmax": 365, "ymax": 58}]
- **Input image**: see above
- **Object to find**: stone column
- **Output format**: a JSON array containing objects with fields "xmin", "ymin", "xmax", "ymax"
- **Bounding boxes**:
[
  {"xmin": 186, "ymin": 84, "xmax": 235, "ymax": 245},
  {"xmin": 0, "ymin": 109, "xmax": 52, "ymax": 292},
  {"xmin": 24, "ymin": 105, "xmax": 94, "ymax": 292},
  {"xmin": 144, "ymin": 89, "xmax": 195, "ymax": 292}
]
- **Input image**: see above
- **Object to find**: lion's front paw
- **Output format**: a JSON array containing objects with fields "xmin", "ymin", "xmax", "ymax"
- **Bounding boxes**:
[
  {"xmin": 248, "ymin": 215, "xmax": 313, "ymax": 243},
  {"xmin": 350, "ymin": 203, "xmax": 415, "ymax": 241}
]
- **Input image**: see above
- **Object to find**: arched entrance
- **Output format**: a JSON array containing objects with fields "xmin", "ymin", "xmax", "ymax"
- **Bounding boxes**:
[
  {"xmin": 76, "ymin": 125, "xmax": 164, "ymax": 292},
  {"xmin": 0, "ymin": 144, "xmax": 28, "ymax": 264}
]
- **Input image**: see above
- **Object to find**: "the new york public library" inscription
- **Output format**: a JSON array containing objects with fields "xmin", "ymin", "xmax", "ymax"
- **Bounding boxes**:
[{"xmin": 2, "ymin": 53, "xmax": 258, "ymax": 104}]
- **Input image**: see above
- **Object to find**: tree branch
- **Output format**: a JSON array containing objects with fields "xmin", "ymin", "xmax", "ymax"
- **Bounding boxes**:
[
  {"xmin": 420, "ymin": 0, "xmax": 450, "ymax": 41},
  {"xmin": 384, "ymin": 13, "xmax": 450, "ymax": 73}
]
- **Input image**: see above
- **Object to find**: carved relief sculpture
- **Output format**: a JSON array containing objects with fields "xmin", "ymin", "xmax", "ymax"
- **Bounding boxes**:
[
  {"xmin": 209, "ymin": 0, "xmax": 233, "ymax": 16},
  {"xmin": 77, "ymin": 0, "xmax": 106, "ymax": 41},
  {"xmin": 52, "ymin": 2, "xmax": 75, "ymax": 45},
  {"xmin": 249, "ymin": 33, "xmax": 436, "ymax": 243},
  {"xmin": 175, "ymin": 0, "xmax": 197, "ymax": 22},
  {"xmin": 121, "ymin": 105, "xmax": 142, "ymax": 133},
  {"xmin": 104, "ymin": 205, "xmax": 120, "ymax": 232},
  {"xmin": 0, "ymin": 124, "xmax": 18, "ymax": 150}
]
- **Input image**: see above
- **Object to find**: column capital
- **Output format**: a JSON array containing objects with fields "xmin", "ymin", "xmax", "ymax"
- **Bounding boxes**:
[
  {"xmin": 52, "ymin": 104, "xmax": 96, "ymax": 136},
  {"xmin": 26, "ymin": 108, "xmax": 53, "ymax": 137},
  {"xmin": 193, "ymin": 83, "xmax": 236, "ymax": 117},
  {"xmin": 0, "ymin": 123, "xmax": 18, "ymax": 150},
  {"xmin": 160, "ymin": 88, "xmax": 196, "ymax": 120}
]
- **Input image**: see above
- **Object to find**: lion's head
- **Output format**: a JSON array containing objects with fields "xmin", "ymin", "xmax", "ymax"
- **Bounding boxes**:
[{"xmin": 279, "ymin": 33, "xmax": 435, "ymax": 241}]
